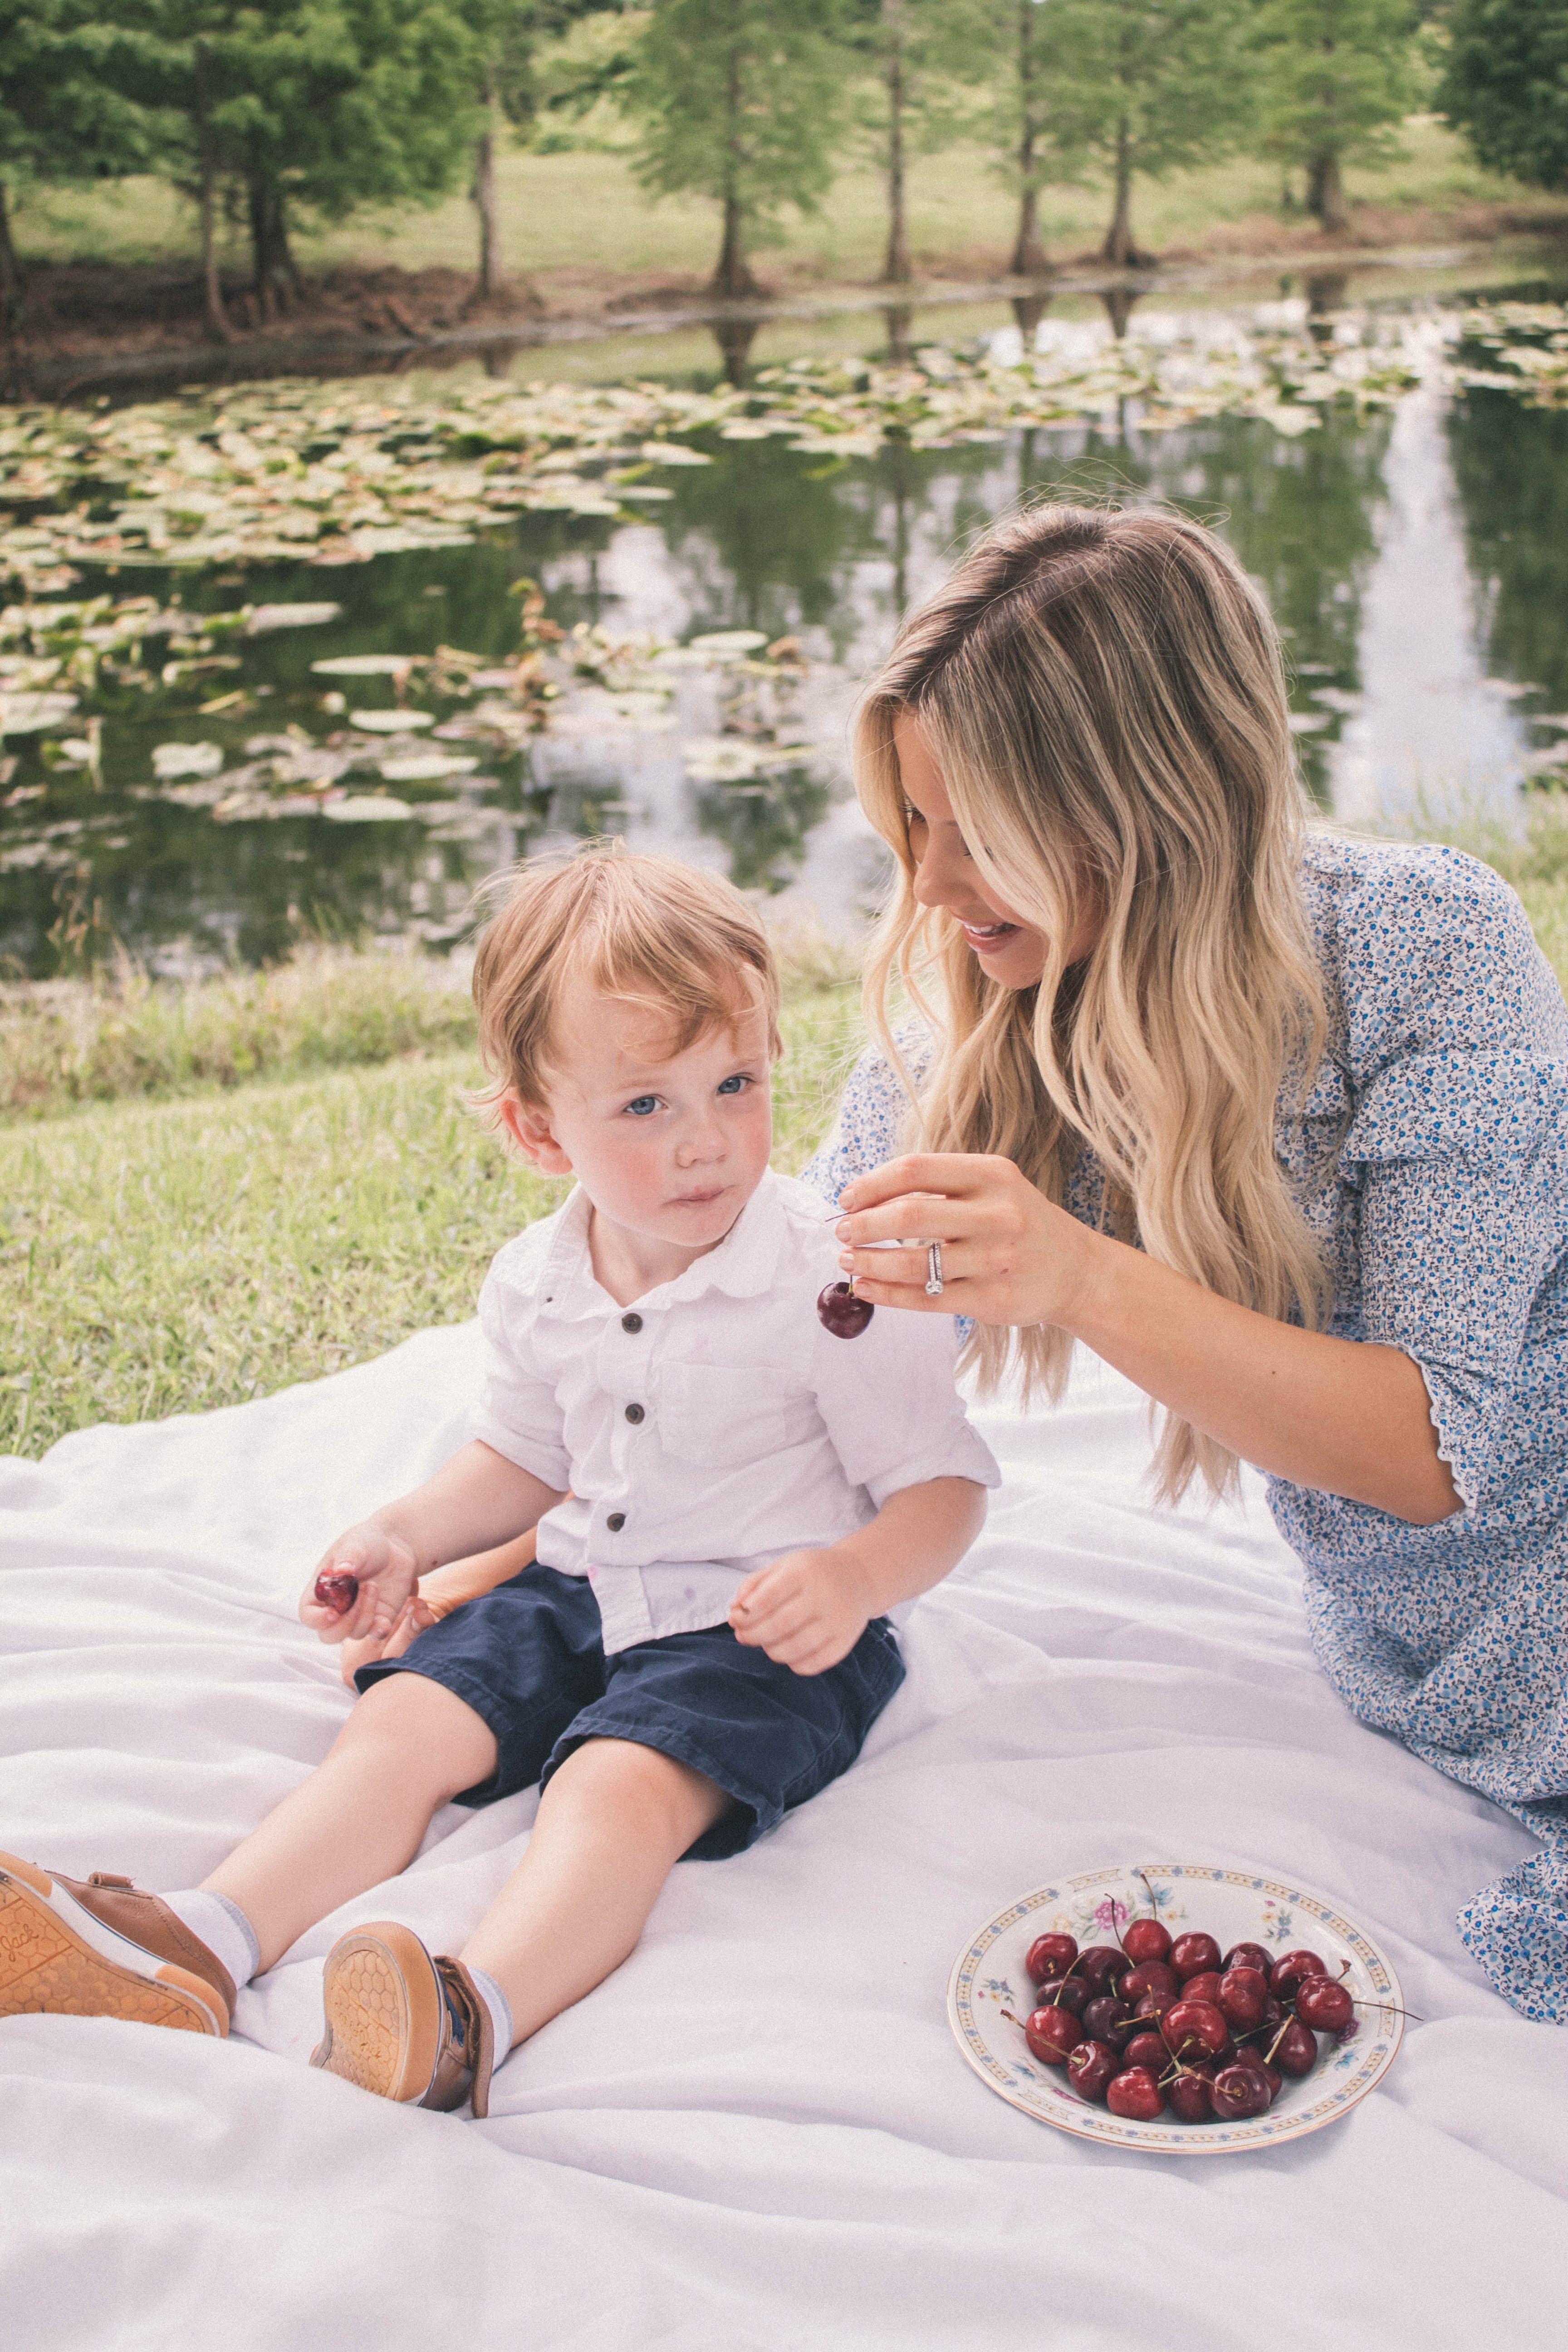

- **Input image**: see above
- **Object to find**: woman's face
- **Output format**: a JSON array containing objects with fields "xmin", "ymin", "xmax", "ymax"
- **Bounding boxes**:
[{"xmin": 892, "ymin": 711, "xmax": 1097, "ymax": 991}]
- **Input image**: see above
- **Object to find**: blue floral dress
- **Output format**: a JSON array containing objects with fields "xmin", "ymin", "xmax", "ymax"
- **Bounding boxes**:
[{"xmin": 803, "ymin": 837, "xmax": 1568, "ymax": 2024}]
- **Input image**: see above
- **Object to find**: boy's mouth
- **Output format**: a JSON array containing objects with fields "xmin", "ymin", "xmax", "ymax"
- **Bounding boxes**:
[{"xmin": 669, "ymin": 1186, "xmax": 727, "ymax": 1206}]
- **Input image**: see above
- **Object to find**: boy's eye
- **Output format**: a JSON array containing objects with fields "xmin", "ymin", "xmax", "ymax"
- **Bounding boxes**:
[
  {"xmin": 715, "ymin": 1074, "xmax": 750, "ymax": 1096},
  {"xmin": 624, "ymin": 1095, "xmax": 659, "ymax": 1117}
]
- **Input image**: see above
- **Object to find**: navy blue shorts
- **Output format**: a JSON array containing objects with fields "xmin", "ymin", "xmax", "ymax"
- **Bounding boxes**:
[{"xmin": 353, "ymin": 1564, "xmax": 906, "ymax": 1861}]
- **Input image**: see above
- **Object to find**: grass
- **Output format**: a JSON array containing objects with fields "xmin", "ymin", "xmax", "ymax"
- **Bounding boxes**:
[
  {"xmin": 0, "ymin": 977, "xmax": 865, "ymax": 1460},
  {"xmin": 19, "ymin": 119, "xmax": 1562, "ymax": 293}
]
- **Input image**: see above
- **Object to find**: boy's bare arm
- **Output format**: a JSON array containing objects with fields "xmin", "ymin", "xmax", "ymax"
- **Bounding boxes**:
[
  {"xmin": 300, "ymin": 1440, "xmax": 568, "ymax": 1647},
  {"xmin": 728, "ymin": 1475, "xmax": 988, "ymax": 1678}
]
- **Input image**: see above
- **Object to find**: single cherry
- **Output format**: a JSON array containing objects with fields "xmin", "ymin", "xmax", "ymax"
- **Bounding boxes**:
[
  {"xmin": 816, "ymin": 1281, "xmax": 873, "ymax": 1338},
  {"xmin": 1106, "ymin": 2066, "xmax": 1166, "ymax": 2121},
  {"xmin": 1216, "ymin": 1966, "xmax": 1269, "ymax": 2032},
  {"xmin": 1180, "ymin": 1970, "xmax": 1223, "ymax": 2007},
  {"xmin": 1122, "ymin": 2029, "xmax": 1170, "ymax": 2076},
  {"xmin": 1296, "ymin": 1977, "xmax": 1354, "ymax": 2033},
  {"xmin": 1044, "ymin": 1976, "xmax": 1089, "ymax": 2019},
  {"xmin": 1272, "ymin": 2017, "xmax": 1319, "ymax": 2076},
  {"xmin": 1161, "ymin": 1998, "xmax": 1229, "ymax": 2063},
  {"xmin": 1022, "ymin": 2005, "xmax": 1082, "ymax": 2065},
  {"xmin": 1067, "ymin": 2039, "xmax": 1119, "ymax": 2103},
  {"xmin": 1120, "ymin": 1960, "xmax": 1180, "ymax": 2004},
  {"xmin": 1230, "ymin": 2043, "xmax": 1283, "ymax": 2098},
  {"xmin": 1132, "ymin": 1989, "xmax": 1176, "ymax": 2026},
  {"xmin": 1270, "ymin": 1948, "xmax": 1330, "ymax": 2000},
  {"xmin": 314, "ymin": 1569, "xmax": 359, "ymax": 1616},
  {"xmin": 1081, "ymin": 1996, "xmax": 1134, "ymax": 2050},
  {"xmin": 1026, "ymin": 1932, "xmax": 1079, "ymax": 1984},
  {"xmin": 1210, "ymin": 2063, "xmax": 1272, "ymax": 2120},
  {"xmin": 1221, "ymin": 1942, "xmax": 1272, "ymax": 1977},
  {"xmin": 1121, "ymin": 1918, "xmax": 1172, "ymax": 1966},
  {"xmin": 1258, "ymin": 1994, "xmax": 1285, "ymax": 2037},
  {"xmin": 1075, "ymin": 1945, "xmax": 1125, "ymax": 1991},
  {"xmin": 1166, "ymin": 2067, "xmax": 1215, "ymax": 2123},
  {"xmin": 1169, "ymin": 1932, "xmax": 1222, "ymax": 1983}
]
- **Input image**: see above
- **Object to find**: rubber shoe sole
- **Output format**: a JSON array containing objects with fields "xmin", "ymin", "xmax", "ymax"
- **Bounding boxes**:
[
  {"xmin": 0, "ymin": 1852, "xmax": 228, "ymax": 2036},
  {"xmin": 310, "ymin": 1923, "xmax": 442, "ymax": 2102}
]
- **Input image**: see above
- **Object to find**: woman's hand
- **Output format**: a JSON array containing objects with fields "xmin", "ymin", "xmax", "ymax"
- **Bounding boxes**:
[{"xmin": 835, "ymin": 1152, "xmax": 1102, "ymax": 1332}]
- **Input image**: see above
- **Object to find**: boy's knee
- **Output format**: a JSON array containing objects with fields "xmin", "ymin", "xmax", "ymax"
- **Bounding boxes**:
[
  {"xmin": 549, "ymin": 1735, "xmax": 729, "ymax": 1839},
  {"xmin": 334, "ymin": 1669, "xmax": 498, "ymax": 1798}
]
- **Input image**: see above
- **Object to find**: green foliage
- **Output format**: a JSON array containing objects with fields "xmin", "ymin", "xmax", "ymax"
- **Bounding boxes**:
[
  {"xmin": 0, "ymin": 0, "xmax": 165, "ymax": 309},
  {"xmin": 1440, "ymin": 0, "xmax": 1568, "ymax": 191},
  {"xmin": 624, "ymin": 0, "xmax": 848, "ymax": 292},
  {"xmin": 1253, "ymin": 0, "xmax": 1418, "ymax": 225}
]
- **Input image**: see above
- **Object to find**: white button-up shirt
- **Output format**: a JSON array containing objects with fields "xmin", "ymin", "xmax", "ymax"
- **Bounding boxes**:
[{"xmin": 471, "ymin": 1168, "xmax": 1000, "ymax": 1653}]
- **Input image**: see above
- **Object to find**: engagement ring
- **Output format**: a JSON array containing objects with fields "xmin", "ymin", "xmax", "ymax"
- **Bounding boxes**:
[{"xmin": 925, "ymin": 1240, "xmax": 944, "ymax": 1297}]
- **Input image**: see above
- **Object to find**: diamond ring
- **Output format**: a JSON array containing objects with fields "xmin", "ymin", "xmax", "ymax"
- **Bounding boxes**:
[{"xmin": 925, "ymin": 1240, "xmax": 944, "ymax": 1297}]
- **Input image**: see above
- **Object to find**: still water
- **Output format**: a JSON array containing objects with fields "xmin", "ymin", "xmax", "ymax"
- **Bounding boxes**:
[{"xmin": 4, "ymin": 276, "xmax": 1568, "ymax": 978}]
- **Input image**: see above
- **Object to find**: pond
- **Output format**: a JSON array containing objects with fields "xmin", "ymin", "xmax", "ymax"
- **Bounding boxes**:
[{"xmin": 4, "ymin": 273, "xmax": 1568, "ymax": 980}]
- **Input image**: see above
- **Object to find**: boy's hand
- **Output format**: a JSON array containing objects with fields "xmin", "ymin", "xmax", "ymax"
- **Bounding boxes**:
[
  {"xmin": 728, "ymin": 1548, "xmax": 874, "ymax": 1677},
  {"xmin": 336, "ymin": 1594, "xmax": 440, "ymax": 1687},
  {"xmin": 299, "ymin": 1523, "xmax": 419, "ymax": 1647}
]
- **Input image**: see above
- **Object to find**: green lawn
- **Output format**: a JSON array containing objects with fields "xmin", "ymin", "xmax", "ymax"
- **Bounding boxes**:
[
  {"xmin": 19, "ymin": 118, "xmax": 1559, "ymax": 293},
  {"xmin": 0, "ymin": 980, "xmax": 864, "ymax": 1459}
]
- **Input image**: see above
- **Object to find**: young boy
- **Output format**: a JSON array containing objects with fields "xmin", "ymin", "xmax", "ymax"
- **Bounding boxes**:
[{"xmin": 0, "ymin": 849, "xmax": 997, "ymax": 2116}]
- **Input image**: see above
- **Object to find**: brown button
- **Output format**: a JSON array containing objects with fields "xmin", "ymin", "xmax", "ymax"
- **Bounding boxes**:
[
  {"xmin": 621, "ymin": 1313, "xmax": 642, "ymax": 1334},
  {"xmin": 606, "ymin": 1511, "xmax": 626, "ymax": 1532},
  {"xmin": 625, "ymin": 1403, "xmax": 644, "ymax": 1425}
]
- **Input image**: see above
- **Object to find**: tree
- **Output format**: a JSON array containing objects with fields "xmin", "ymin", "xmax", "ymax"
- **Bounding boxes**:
[
  {"xmin": 1253, "ymin": 0, "xmax": 1419, "ymax": 235},
  {"xmin": 1067, "ymin": 0, "xmax": 1257, "ymax": 269},
  {"xmin": 1439, "ymin": 0, "xmax": 1568, "ymax": 190},
  {"xmin": 624, "ymin": 0, "xmax": 847, "ymax": 301},
  {"xmin": 0, "ymin": 1, "xmax": 160, "ymax": 329},
  {"xmin": 851, "ymin": 0, "xmax": 978, "ymax": 284},
  {"xmin": 965, "ymin": 0, "xmax": 1091, "ymax": 277}
]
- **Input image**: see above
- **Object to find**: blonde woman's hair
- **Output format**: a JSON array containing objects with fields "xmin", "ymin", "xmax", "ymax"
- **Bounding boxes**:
[
  {"xmin": 856, "ymin": 502, "xmax": 1328, "ymax": 1504},
  {"xmin": 470, "ymin": 843, "xmax": 781, "ymax": 1119}
]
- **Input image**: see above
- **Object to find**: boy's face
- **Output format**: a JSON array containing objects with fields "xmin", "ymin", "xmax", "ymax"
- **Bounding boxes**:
[{"xmin": 501, "ymin": 970, "xmax": 774, "ymax": 1260}]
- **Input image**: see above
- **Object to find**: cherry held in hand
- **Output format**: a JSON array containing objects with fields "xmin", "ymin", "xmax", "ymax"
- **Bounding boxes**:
[
  {"xmin": 817, "ymin": 1281, "xmax": 873, "ymax": 1338},
  {"xmin": 314, "ymin": 1569, "xmax": 359, "ymax": 1616}
]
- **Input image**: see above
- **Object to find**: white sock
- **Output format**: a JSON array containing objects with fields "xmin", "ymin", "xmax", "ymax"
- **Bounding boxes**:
[
  {"xmin": 464, "ymin": 1963, "xmax": 513, "ymax": 2060},
  {"xmin": 163, "ymin": 1889, "xmax": 261, "ymax": 1991}
]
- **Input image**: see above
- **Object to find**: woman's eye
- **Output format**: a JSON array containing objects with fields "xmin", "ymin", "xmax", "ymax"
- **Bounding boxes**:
[
  {"xmin": 624, "ymin": 1095, "xmax": 659, "ymax": 1117},
  {"xmin": 716, "ymin": 1074, "xmax": 750, "ymax": 1096}
]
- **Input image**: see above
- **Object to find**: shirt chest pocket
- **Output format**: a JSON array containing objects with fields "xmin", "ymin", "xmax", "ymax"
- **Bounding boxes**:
[{"xmin": 655, "ymin": 1362, "xmax": 789, "ymax": 1469}]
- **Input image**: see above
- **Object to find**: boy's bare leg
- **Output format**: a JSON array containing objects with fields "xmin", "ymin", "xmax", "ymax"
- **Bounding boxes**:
[
  {"xmin": 460, "ymin": 1736, "xmax": 731, "ymax": 2046},
  {"xmin": 202, "ymin": 1674, "xmax": 498, "ymax": 1973}
]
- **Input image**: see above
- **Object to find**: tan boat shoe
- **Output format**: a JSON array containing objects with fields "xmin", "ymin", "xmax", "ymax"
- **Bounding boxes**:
[
  {"xmin": 0, "ymin": 1852, "xmax": 234, "ymax": 2036},
  {"xmin": 310, "ymin": 1922, "xmax": 495, "ymax": 2117}
]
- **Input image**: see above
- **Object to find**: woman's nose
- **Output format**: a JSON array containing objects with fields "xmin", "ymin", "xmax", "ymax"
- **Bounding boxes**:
[{"xmin": 911, "ymin": 831, "xmax": 970, "ymax": 909}]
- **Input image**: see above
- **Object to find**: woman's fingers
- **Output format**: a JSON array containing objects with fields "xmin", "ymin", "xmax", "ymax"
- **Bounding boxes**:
[{"xmin": 838, "ymin": 1152, "xmax": 990, "ymax": 1211}]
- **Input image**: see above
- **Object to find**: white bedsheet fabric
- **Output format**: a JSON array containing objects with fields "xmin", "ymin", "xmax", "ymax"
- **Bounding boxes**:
[{"xmin": 2, "ymin": 1326, "xmax": 1564, "ymax": 2352}]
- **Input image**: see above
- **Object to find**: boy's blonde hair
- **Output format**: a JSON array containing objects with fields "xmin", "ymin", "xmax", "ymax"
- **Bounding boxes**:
[{"xmin": 470, "ymin": 843, "xmax": 782, "ymax": 1117}]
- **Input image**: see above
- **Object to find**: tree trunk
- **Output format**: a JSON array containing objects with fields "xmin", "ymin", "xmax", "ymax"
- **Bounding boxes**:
[
  {"xmin": 273, "ymin": 191, "xmax": 303, "ymax": 303},
  {"xmin": 1010, "ymin": 0, "xmax": 1047, "ymax": 276},
  {"xmin": 470, "ymin": 83, "xmax": 502, "ymax": 304},
  {"xmin": 247, "ymin": 174, "xmax": 273, "ymax": 317},
  {"xmin": 881, "ymin": 16, "xmax": 910, "ymax": 285},
  {"xmin": 1308, "ymin": 149, "xmax": 1348, "ymax": 235},
  {"xmin": 0, "ymin": 180, "xmax": 25, "ymax": 334},
  {"xmin": 883, "ymin": 301, "xmax": 913, "ymax": 363},
  {"xmin": 1102, "ymin": 117, "xmax": 1134, "ymax": 267},
  {"xmin": 194, "ymin": 45, "xmax": 231, "ymax": 343},
  {"xmin": 711, "ymin": 45, "xmax": 762, "ymax": 300}
]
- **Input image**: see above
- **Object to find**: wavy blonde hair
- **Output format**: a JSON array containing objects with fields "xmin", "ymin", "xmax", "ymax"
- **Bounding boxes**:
[{"xmin": 856, "ymin": 503, "xmax": 1328, "ymax": 1504}]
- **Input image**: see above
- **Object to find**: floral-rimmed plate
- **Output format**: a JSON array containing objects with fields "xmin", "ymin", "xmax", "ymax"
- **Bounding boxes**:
[{"xmin": 948, "ymin": 1862, "xmax": 1405, "ymax": 2155}]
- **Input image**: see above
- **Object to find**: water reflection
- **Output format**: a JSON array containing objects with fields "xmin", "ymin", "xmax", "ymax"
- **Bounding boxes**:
[{"xmin": 8, "ymin": 302, "xmax": 1568, "ymax": 975}]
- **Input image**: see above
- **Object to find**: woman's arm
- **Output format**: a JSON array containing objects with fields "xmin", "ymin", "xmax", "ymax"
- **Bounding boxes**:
[{"xmin": 836, "ymin": 1153, "xmax": 1461, "ymax": 1526}]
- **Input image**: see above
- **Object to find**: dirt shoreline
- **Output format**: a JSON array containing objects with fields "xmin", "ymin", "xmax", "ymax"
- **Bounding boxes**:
[{"xmin": 5, "ymin": 198, "xmax": 1567, "ymax": 401}]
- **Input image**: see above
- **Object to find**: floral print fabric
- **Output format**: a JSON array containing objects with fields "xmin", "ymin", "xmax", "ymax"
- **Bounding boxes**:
[{"xmin": 803, "ymin": 837, "xmax": 1568, "ymax": 2023}]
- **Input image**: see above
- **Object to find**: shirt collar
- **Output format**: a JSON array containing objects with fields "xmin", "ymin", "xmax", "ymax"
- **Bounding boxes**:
[{"xmin": 538, "ymin": 1167, "xmax": 788, "ymax": 1316}]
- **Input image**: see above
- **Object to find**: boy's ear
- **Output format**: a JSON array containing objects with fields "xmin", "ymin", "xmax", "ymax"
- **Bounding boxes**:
[{"xmin": 497, "ymin": 1089, "xmax": 573, "ymax": 1176}]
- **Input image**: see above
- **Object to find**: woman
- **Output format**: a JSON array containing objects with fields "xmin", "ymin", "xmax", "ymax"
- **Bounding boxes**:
[{"xmin": 805, "ymin": 503, "xmax": 1568, "ymax": 2024}]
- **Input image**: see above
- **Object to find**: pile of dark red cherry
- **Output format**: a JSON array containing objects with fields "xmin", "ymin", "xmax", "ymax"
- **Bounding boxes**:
[{"xmin": 1016, "ymin": 1913, "xmax": 1358, "ymax": 2124}]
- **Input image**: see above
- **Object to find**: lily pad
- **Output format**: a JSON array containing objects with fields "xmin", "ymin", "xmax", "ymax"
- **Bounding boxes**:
[
  {"xmin": 348, "ymin": 709, "xmax": 435, "ymax": 733},
  {"xmin": 321, "ymin": 794, "xmax": 416, "ymax": 821},
  {"xmin": 312, "ymin": 655, "xmax": 419, "ymax": 676},
  {"xmin": 152, "ymin": 740, "xmax": 225, "ymax": 779},
  {"xmin": 0, "ymin": 690, "xmax": 78, "ymax": 736},
  {"xmin": 249, "ymin": 603, "xmax": 343, "ymax": 632},
  {"xmin": 377, "ymin": 753, "xmax": 480, "ymax": 781},
  {"xmin": 685, "ymin": 631, "xmax": 769, "ymax": 656}
]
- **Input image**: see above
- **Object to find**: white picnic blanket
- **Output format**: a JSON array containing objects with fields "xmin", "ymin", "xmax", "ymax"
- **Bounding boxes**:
[{"xmin": 2, "ymin": 1326, "xmax": 1564, "ymax": 2351}]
